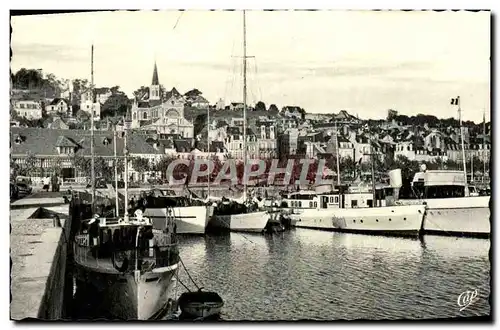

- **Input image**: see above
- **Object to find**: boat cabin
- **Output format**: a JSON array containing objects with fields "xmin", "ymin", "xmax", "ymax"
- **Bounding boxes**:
[
  {"xmin": 281, "ymin": 185, "xmax": 387, "ymax": 210},
  {"xmin": 74, "ymin": 216, "xmax": 179, "ymax": 274},
  {"xmin": 410, "ymin": 170, "xmax": 471, "ymax": 198}
]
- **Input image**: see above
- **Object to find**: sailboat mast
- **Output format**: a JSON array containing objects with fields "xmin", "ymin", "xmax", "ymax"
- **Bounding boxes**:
[
  {"xmin": 457, "ymin": 96, "xmax": 469, "ymax": 196},
  {"xmin": 124, "ymin": 129, "xmax": 129, "ymax": 221},
  {"xmin": 207, "ymin": 104, "xmax": 210, "ymax": 198},
  {"xmin": 483, "ymin": 109, "xmax": 486, "ymax": 180},
  {"xmin": 113, "ymin": 127, "xmax": 119, "ymax": 217},
  {"xmin": 90, "ymin": 44, "xmax": 96, "ymax": 212},
  {"xmin": 335, "ymin": 121, "xmax": 340, "ymax": 186},
  {"xmin": 242, "ymin": 10, "xmax": 247, "ymax": 201}
]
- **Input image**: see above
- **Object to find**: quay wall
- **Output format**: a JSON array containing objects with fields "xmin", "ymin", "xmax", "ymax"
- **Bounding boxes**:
[{"xmin": 10, "ymin": 196, "xmax": 72, "ymax": 320}]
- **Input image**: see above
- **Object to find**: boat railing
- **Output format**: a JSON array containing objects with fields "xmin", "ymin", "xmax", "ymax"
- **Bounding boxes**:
[{"xmin": 73, "ymin": 234, "xmax": 179, "ymax": 273}]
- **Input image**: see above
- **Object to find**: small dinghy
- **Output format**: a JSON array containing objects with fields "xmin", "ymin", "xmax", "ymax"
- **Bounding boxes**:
[{"xmin": 178, "ymin": 289, "xmax": 224, "ymax": 320}]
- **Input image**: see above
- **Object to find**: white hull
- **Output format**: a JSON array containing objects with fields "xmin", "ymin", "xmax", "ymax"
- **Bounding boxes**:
[
  {"xmin": 76, "ymin": 264, "xmax": 179, "ymax": 320},
  {"xmin": 210, "ymin": 211, "xmax": 270, "ymax": 233},
  {"xmin": 400, "ymin": 196, "xmax": 490, "ymax": 236},
  {"xmin": 291, "ymin": 205, "xmax": 426, "ymax": 236},
  {"xmin": 145, "ymin": 206, "xmax": 212, "ymax": 235}
]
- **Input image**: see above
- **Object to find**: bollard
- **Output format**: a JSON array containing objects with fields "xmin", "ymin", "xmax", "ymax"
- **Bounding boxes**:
[{"xmin": 53, "ymin": 215, "xmax": 61, "ymax": 228}]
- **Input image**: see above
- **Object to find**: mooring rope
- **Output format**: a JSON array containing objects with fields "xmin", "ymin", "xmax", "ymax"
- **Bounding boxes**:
[{"xmin": 179, "ymin": 256, "xmax": 201, "ymax": 291}]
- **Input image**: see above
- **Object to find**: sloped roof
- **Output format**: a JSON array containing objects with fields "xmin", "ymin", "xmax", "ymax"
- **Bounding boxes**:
[
  {"xmin": 48, "ymin": 118, "xmax": 69, "ymax": 130},
  {"xmin": 152, "ymin": 62, "xmax": 160, "ymax": 85},
  {"xmin": 10, "ymin": 127, "xmax": 162, "ymax": 157},
  {"xmin": 55, "ymin": 135, "xmax": 78, "ymax": 148},
  {"xmin": 49, "ymin": 98, "xmax": 69, "ymax": 106}
]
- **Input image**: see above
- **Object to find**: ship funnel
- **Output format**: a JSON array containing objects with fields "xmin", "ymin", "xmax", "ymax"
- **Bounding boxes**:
[
  {"xmin": 388, "ymin": 169, "xmax": 402, "ymax": 201},
  {"xmin": 389, "ymin": 169, "xmax": 402, "ymax": 188}
]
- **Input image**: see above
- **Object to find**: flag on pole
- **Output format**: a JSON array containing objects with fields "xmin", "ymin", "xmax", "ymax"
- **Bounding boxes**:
[{"xmin": 451, "ymin": 96, "xmax": 460, "ymax": 105}]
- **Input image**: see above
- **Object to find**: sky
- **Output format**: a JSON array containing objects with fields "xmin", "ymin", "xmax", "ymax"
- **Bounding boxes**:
[{"xmin": 10, "ymin": 10, "xmax": 491, "ymax": 122}]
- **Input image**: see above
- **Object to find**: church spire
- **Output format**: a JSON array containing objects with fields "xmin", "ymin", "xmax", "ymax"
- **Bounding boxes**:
[{"xmin": 152, "ymin": 61, "xmax": 159, "ymax": 86}]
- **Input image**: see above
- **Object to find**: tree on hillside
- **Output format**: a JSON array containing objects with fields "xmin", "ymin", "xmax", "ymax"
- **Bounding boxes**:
[
  {"xmin": 193, "ymin": 113, "xmax": 208, "ymax": 137},
  {"xmin": 12, "ymin": 68, "xmax": 44, "ymax": 89},
  {"xmin": 133, "ymin": 85, "xmax": 167, "ymax": 100},
  {"xmin": 72, "ymin": 79, "xmax": 90, "ymax": 110},
  {"xmin": 101, "ymin": 88, "xmax": 131, "ymax": 118},
  {"xmin": 255, "ymin": 101, "xmax": 266, "ymax": 111},
  {"xmin": 184, "ymin": 89, "xmax": 202, "ymax": 99},
  {"xmin": 268, "ymin": 104, "xmax": 279, "ymax": 112}
]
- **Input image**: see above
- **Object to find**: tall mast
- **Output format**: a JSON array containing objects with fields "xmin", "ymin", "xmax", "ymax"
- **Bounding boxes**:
[
  {"xmin": 457, "ymin": 96, "xmax": 469, "ymax": 196},
  {"xmin": 335, "ymin": 121, "xmax": 341, "ymax": 186},
  {"xmin": 124, "ymin": 129, "xmax": 129, "ymax": 221},
  {"xmin": 207, "ymin": 105, "xmax": 210, "ymax": 198},
  {"xmin": 242, "ymin": 10, "xmax": 247, "ymax": 201},
  {"xmin": 113, "ymin": 125, "xmax": 119, "ymax": 217},
  {"xmin": 370, "ymin": 151, "xmax": 376, "ymax": 207},
  {"xmin": 483, "ymin": 109, "xmax": 486, "ymax": 180},
  {"xmin": 90, "ymin": 44, "xmax": 96, "ymax": 212}
]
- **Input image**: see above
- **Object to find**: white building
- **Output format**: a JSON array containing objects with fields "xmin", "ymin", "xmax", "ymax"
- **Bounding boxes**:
[
  {"xmin": 12, "ymin": 100, "xmax": 43, "ymax": 120},
  {"xmin": 45, "ymin": 98, "xmax": 72, "ymax": 116}
]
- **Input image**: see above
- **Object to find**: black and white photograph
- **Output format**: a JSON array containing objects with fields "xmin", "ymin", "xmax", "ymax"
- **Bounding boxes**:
[{"xmin": 8, "ymin": 7, "xmax": 492, "ymax": 322}]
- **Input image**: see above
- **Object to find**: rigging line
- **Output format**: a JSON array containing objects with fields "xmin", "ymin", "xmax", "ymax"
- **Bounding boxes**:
[
  {"xmin": 223, "ymin": 31, "xmax": 238, "ymax": 104},
  {"xmin": 254, "ymin": 58, "xmax": 263, "ymax": 103},
  {"xmin": 172, "ymin": 11, "xmax": 184, "ymax": 31}
]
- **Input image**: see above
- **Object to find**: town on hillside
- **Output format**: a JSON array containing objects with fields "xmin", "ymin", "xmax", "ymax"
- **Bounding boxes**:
[{"xmin": 10, "ymin": 65, "xmax": 491, "ymax": 188}]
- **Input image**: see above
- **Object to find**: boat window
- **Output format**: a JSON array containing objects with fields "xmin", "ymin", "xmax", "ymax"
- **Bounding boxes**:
[
  {"xmin": 298, "ymin": 201, "xmax": 302, "ymax": 208},
  {"xmin": 309, "ymin": 201, "xmax": 313, "ymax": 208},
  {"xmin": 334, "ymin": 196, "xmax": 339, "ymax": 204},
  {"xmin": 351, "ymin": 200, "xmax": 358, "ymax": 208},
  {"xmin": 329, "ymin": 197, "xmax": 334, "ymax": 203},
  {"xmin": 413, "ymin": 183, "xmax": 466, "ymax": 199},
  {"xmin": 314, "ymin": 201, "xmax": 317, "ymax": 208}
]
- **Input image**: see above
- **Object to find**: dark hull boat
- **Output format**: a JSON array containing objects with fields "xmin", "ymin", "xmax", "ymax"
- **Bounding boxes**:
[
  {"xmin": 178, "ymin": 290, "xmax": 224, "ymax": 320},
  {"xmin": 72, "ymin": 198, "xmax": 180, "ymax": 320}
]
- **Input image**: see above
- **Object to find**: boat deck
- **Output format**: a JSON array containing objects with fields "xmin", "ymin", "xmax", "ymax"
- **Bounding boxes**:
[{"xmin": 74, "ymin": 243, "xmax": 179, "ymax": 274}]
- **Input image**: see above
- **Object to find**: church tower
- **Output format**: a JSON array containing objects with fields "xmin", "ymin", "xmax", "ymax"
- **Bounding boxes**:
[{"xmin": 150, "ymin": 61, "xmax": 160, "ymax": 101}]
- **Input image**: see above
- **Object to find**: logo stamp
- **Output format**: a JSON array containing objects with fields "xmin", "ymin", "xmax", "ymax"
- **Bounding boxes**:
[{"xmin": 457, "ymin": 289, "xmax": 478, "ymax": 312}]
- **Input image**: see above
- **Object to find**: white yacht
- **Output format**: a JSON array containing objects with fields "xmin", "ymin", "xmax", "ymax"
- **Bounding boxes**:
[
  {"xmin": 282, "ymin": 187, "xmax": 426, "ymax": 237},
  {"xmin": 141, "ymin": 189, "xmax": 213, "ymax": 235},
  {"xmin": 399, "ymin": 170, "xmax": 490, "ymax": 237}
]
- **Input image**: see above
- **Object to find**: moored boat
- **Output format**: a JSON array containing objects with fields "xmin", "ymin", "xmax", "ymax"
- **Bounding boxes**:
[
  {"xmin": 282, "ymin": 188, "xmax": 426, "ymax": 237},
  {"xmin": 398, "ymin": 170, "xmax": 490, "ymax": 237},
  {"xmin": 139, "ymin": 189, "xmax": 213, "ymax": 235},
  {"xmin": 208, "ymin": 200, "xmax": 270, "ymax": 233},
  {"xmin": 178, "ymin": 290, "xmax": 224, "ymax": 319},
  {"xmin": 73, "ymin": 209, "xmax": 180, "ymax": 320}
]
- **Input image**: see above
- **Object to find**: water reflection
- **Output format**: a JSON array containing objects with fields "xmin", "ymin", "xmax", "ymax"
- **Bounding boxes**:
[{"xmin": 75, "ymin": 229, "xmax": 490, "ymax": 321}]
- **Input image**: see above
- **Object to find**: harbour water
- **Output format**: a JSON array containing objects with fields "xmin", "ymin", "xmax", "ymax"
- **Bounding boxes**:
[
  {"xmin": 72, "ymin": 228, "xmax": 490, "ymax": 321},
  {"xmin": 175, "ymin": 230, "xmax": 490, "ymax": 321}
]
